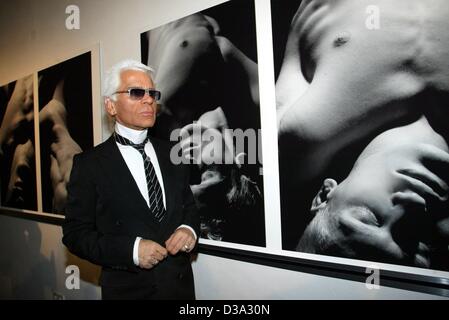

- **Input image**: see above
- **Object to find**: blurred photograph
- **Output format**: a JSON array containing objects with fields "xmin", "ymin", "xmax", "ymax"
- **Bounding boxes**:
[
  {"xmin": 0, "ymin": 75, "xmax": 37, "ymax": 211},
  {"xmin": 38, "ymin": 52, "xmax": 93, "ymax": 215}
]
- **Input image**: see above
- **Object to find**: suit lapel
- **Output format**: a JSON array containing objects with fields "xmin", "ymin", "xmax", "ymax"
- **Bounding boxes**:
[{"xmin": 97, "ymin": 136, "xmax": 160, "ymax": 228}]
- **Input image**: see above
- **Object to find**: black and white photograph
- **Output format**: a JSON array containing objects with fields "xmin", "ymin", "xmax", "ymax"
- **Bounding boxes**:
[
  {"xmin": 274, "ymin": 0, "xmax": 449, "ymax": 271},
  {"xmin": 140, "ymin": 0, "xmax": 266, "ymax": 246},
  {"xmin": 0, "ymin": 75, "xmax": 37, "ymax": 211},
  {"xmin": 38, "ymin": 52, "xmax": 93, "ymax": 215},
  {"xmin": 3, "ymin": 0, "xmax": 449, "ymax": 301}
]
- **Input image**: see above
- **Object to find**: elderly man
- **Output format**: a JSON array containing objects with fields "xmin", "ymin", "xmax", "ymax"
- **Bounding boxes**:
[{"xmin": 62, "ymin": 59, "xmax": 199, "ymax": 299}]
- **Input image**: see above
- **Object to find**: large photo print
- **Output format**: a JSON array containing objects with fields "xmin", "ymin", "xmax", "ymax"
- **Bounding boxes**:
[
  {"xmin": 0, "ymin": 75, "xmax": 37, "ymax": 211},
  {"xmin": 0, "ymin": 50, "xmax": 97, "ymax": 219},
  {"xmin": 141, "ymin": 0, "xmax": 266, "ymax": 246},
  {"xmin": 274, "ymin": 0, "xmax": 449, "ymax": 271},
  {"xmin": 38, "ymin": 52, "xmax": 94, "ymax": 215}
]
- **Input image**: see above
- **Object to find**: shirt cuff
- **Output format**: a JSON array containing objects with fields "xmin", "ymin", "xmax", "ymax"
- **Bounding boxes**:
[
  {"xmin": 177, "ymin": 224, "xmax": 197, "ymax": 241},
  {"xmin": 133, "ymin": 237, "xmax": 142, "ymax": 266}
]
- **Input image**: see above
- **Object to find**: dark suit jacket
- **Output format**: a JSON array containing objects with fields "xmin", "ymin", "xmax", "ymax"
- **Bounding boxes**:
[{"xmin": 62, "ymin": 135, "xmax": 200, "ymax": 299}]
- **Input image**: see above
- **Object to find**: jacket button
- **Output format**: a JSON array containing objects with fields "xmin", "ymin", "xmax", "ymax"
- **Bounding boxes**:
[
  {"xmin": 178, "ymin": 273, "xmax": 184, "ymax": 280},
  {"xmin": 115, "ymin": 220, "xmax": 122, "ymax": 226}
]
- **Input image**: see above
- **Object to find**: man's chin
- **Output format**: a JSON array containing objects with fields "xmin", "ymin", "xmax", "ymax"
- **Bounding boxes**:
[{"xmin": 143, "ymin": 119, "xmax": 156, "ymax": 128}]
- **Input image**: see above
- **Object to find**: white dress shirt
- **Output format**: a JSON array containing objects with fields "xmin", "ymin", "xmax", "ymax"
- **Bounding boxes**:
[{"xmin": 114, "ymin": 122, "xmax": 196, "ymax": 266}]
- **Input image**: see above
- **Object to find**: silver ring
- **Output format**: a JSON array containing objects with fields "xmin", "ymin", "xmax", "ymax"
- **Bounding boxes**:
[{"xmin": 184, "ymin": 244, "xmax": 190, "ymax": 251}]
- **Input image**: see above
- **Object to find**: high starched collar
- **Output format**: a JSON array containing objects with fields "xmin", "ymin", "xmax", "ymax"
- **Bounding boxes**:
[{"xmin": 114, "ymin": 122, "xmax": 148, "ymax": 144}]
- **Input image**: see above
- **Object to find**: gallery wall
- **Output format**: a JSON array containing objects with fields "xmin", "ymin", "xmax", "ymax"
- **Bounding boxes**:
[{"xmin": 0, "ymin": 0, "xmax": 448, "ymax": 299}]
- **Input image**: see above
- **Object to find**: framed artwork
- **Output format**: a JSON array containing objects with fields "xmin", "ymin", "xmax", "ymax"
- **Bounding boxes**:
[
  {"xmin": 136, "ymin": 0, "xmax": 449, "ymax": 295},
  {"xmin": 272, "ymin": 0, "xmax": 449, "ymax": 289},
  {"xmin": 0, "ymin": 47, "xmax": 101, "ymax": 221},
  {"xmin": 0, "ymin": 75, "xmax": 37, "ymax": 212},
  {"xmin": 38, "ymin": 51, "xmax": 93, "ymax": 215},
  {"xmin": 1, "ymin": 0, "xmax": 447, "ymax": 297},
  {"xmin": 140, "ymin": 0, "xmax": 266, "ymax": 247}
]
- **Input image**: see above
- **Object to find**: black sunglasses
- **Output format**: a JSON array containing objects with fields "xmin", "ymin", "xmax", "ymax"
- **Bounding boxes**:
[{"xmin": 114, "ymin": 88, "xmax": 161, "ymax": 101}]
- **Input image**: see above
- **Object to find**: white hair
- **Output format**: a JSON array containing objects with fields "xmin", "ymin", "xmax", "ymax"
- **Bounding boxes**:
[{"xmin": 103, "ymin": 59, "xmax": 155, "ymax": 101}]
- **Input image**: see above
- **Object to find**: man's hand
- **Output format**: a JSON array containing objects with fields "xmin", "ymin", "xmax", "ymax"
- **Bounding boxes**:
[
  {"xmin": 165, "ymin": 227, "xmax": 196, "ymax": 255},
  {"xmin": 138, "ymin": 239, "xmax": 168, "ymax": 269}
]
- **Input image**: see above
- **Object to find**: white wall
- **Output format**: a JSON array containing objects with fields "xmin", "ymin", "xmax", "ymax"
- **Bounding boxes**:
[
  {"xmin": 192, "ymin": 254, "xmax": 446, "ymax": 300},
  {"xmin": 0, "ymin": 214, "xmax": 100, "ymax": 299},
  {"xmin": 0, "ymin": 0, "xmax": 447, "ymax": 300}
]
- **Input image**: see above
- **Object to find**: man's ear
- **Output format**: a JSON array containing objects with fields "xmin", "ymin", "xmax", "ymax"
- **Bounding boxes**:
[
  {"xmin": 105, "ymin": 98, "xmax": 117, "ymax": 116},
  {"xmin": 310, "ymin": 178, "xmax": 338, "ymax": 215}
]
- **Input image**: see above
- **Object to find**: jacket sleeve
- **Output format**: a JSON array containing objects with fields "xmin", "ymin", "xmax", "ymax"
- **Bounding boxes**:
[{"xmin": 62, "ymin": 154, "xmax": 136, "ymax": 270}]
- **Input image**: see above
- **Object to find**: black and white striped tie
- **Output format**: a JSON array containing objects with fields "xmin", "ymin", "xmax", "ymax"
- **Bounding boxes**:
[{"xmin": 114, "ymin": 132, "xmax": 166, "ymax": 222}]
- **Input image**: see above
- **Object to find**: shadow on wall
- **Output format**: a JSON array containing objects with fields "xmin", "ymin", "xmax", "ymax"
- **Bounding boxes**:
[
  {"xmin": 65, "ymin": 250, "xmax": 101, "ymax": 286},
  {"xmin": 0, "ymin": 214, "xmax": 102, "ymax": 299},
  {"xmin": 0, "ymin": 216, "xmax": 54, "ymax": 299}
]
